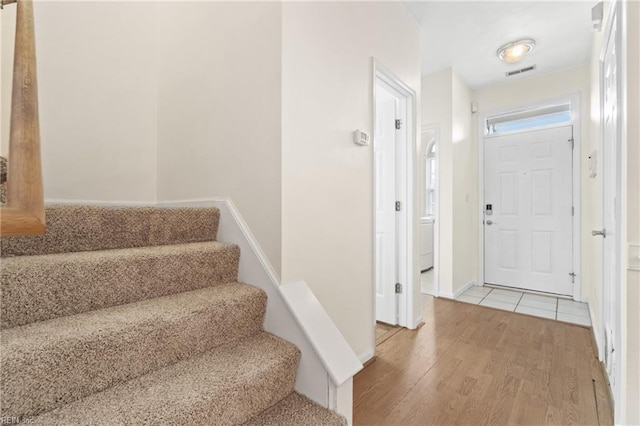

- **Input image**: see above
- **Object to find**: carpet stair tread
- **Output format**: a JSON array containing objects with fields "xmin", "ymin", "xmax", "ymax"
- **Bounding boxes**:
[
  {"xmin": 0, "ymin": 205, "xmax": 220, "ymax": 257},
  {"xmin": 243, "ymin": 392, "xmax": 347, "ymax": 426},
  {"xmin": 33, "ymin": 333, "xmax": 300, "ymax": 425},
  {"xmin": 1, "ymin": 241, "xmax": 240, "ymax": 329},
  {"xmin": 1, "ymin": 283, "xmax": 267, "ymax": 417}
]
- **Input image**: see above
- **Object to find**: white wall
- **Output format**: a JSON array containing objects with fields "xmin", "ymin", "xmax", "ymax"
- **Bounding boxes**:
[
  {"xmin": 421, "ymin": 68, "xmax": 476, "ymax": 297},
  {"xmin": 2, "ymin": 2, "xmax": 159, "ymax": 203},
  {"xmin": 1, "ymin": 2, "xmax": 284, "ymax": 273},
  {"xmin": 155, "ymin": 2, "xmax": 283, "ymax": 275},
  {"xmin": 281, "ymin": 1, "xmax": 421, "ymax": 360},
  {"xmin": 451, "ymin": 71, "xmax": 477, "ymax": 294},
  {"xmin": 422, "ymin": 70, "xmax": 453, "ymax": 297}
]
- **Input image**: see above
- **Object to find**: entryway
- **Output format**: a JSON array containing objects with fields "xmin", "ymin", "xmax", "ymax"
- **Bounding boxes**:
[
  {"xmin": 456, "ymin": 285, "xmax": 591, "ymax": 326},
  {"xmin": 482, "ymin": 118, "xmax": 576, "ymax": 296},
  {"xmin": 354, "ymin": 296, "xmax": 611, "ymax": 425}
]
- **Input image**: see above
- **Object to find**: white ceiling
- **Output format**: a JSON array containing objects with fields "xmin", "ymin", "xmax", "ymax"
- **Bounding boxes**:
[{"xmin": 404, "ymin": 1, "xmax": 596, "ymax": 89}]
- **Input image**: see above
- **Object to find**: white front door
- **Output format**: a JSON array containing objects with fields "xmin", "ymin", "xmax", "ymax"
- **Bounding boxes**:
[
  {"xmin": 375, "ymin": 82, "xmax": 398, "ymax": 325},
  {"xmin": 484, "ymin": 126, "xmax": 574, "ymax": 295},
  {"xmin": 600, "ymin": 11, "xmax": 621, "ymax": 400}
]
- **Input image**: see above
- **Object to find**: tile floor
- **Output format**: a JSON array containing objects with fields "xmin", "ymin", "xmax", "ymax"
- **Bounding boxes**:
[
  {"xmin": 456, "ymin": 285, "xmax": 591, "ymax": 326},
  {"xmin": 420, "ymin": 269, "xmax": 435, "ymax": 295}
]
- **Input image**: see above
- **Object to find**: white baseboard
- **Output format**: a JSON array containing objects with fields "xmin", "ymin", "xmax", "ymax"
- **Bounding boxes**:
[
  {"xmin": 457, "ymin": 280, "xmax": 478, "ymax": 298},
  {"xmin": 589, "ymin": 303, "xmax": 604, "ymax": 361},
  {"xmin": 45, "ymin": 199, "xmax": 156, "ymax": 206},
  {"xmin": 45, "ymin": 198, "xmax": 221, "ymax": 207},
  {"xmin": 357, "ymin": 348, "xmax": 374, "ymax": 364},
  {"xmin": 156, "ymin": 198, "xmax": 221, "ymax": 208},
  {"xmin": 440, "ymin": 280, "xmax": 477, "ymax": 300}
]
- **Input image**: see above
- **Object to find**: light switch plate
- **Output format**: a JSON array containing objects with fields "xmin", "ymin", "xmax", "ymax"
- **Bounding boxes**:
[{"xmin": 353, "ymin": 130, "xmax": 370, "ymax": 146}]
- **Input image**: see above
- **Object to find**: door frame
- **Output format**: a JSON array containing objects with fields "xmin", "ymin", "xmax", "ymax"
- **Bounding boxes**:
[
  {"xmin": 598, "ymin": 0, "xmax": 625, "ymax": 418},
  {"xmin": 421, "ymin": 124, "xmax": 440, "ymax": 299},
  {"xmin": 371, "ymin": 59, "xmax": 417, "ymax": 337},
  {"xmin": 477, "ymin": 93, "xmax": 582, "ymax": 301}
]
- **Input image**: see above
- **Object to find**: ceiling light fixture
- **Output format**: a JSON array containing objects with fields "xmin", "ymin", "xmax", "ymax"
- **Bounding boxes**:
[{"xmin": 497, "ymin": 39, "xmax": 536, "ymax": 64}]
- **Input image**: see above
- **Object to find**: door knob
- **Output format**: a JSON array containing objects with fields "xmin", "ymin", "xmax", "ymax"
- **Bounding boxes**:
[{"xmin": 592, "ymin": 229, "xmax": 607, "ymax": 238}]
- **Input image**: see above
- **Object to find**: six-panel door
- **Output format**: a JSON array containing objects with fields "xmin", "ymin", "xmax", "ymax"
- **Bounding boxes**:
[{"xmin": 484, "ymin": 125, "xmax": 573, "ymax": 295}]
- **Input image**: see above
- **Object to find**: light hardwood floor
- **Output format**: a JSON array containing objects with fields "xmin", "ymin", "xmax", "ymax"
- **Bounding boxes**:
[
  {"xmin": 376, "ymin": 322, "xmax": 403, "ymax": 346},
  {"xmin": 354, "ymin": 296, "xmax": 613, "ymax": 426}
]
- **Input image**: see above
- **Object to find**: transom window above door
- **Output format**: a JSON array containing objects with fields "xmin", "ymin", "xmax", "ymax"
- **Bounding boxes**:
[{"xmin": 485, "ymin": 103, "xmax": 572, "ymax": 136}]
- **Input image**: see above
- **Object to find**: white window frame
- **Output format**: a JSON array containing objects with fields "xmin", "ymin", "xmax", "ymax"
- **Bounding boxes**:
[
  {"xmin": 484, "ymin": 102, "xmax": 572, "ymax": 136},
  {"xmin": 424, "ymin": 140, "xmax": 436, "ymax": 217}
]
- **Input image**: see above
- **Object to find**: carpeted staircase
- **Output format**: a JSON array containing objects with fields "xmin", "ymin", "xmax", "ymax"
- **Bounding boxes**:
[{"xmin": 0, "ymin": 205, "xmax": 346, "ymax": 425}]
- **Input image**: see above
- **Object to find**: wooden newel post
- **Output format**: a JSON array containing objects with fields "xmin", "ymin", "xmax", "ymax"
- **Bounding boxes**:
[{"xmin": 0, "ymin": 0, "xmax": 46, "ymax": 237}]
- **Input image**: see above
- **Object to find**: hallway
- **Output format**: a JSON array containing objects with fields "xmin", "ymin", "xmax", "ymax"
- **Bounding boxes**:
[{"xmin": 354, "ymin": 297, "xmax": 612, "ymax": 425}]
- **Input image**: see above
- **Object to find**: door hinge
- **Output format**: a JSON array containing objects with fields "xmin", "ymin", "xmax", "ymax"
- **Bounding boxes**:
[
  {"xmin": 395, "ymin": 283, "xmax": 402, "ymax": 294},
  {"xmin": 395, "ymin": 119, "xmax": 402, "ymax": 130},
  {"xmin": 395, "ymin": 201, "xmax": 402, "ymax": 211},
  {"xmin": 569, "ymin": 272, "xmax": 576, "ymax": 283},
  {"xmin": 569, "ymin": 137, "xmax": 574, "ymax": 149},
  {"xmin": 572, "ymin": 206, "xmax": 575, "ymax": 216}
]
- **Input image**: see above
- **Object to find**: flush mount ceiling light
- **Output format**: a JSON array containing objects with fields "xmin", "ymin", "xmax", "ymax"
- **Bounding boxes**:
[{"xmin": 497, "ymin": 39, "xmax": 536, "ymax": 64}]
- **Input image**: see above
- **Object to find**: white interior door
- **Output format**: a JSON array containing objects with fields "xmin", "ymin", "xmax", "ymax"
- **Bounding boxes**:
[
  {"xmin": 600, "ymin": 13, "xmax": 621, "ymax": 398},
  {"xmin": 375, "ymin": 82, "xmax": 398, "ymax": 325},
  {"xmin": 484, "ymin": 126, "xmax": 573, "ymax": 295}
]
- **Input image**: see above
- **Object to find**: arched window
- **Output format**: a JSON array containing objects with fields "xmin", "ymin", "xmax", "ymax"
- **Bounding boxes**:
[{"xmin": 425, "ymin": 139, "xmax": 436, "ymax": 216}]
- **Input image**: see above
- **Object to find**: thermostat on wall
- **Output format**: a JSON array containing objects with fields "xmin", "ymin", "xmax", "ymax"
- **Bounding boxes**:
[{"xmin": 353, "ymin": 130, "xmax": 370, "ymax": 146}]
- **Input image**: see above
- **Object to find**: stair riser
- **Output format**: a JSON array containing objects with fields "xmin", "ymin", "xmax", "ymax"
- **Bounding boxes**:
[
  {"xmin": 1, "ymin": 243, "xmax": 240, "ymax": 329},
  {"xmin": 0, "ymin": 205, "xmax": 220, "ymax": 257},
  {"xmin": 32, "ymin": 334, "xmax": 301, "ymax": 425},
  {"xmin": 244, "ymin": 392, "xmax": 348, "ymax": 425},
  {"xmin": 1, "ymin": 290, "xmax": 267, "ymax": 417},
  {"xmin": 209, "ymin": 356, "xmax": 300, "ymax": 425}
]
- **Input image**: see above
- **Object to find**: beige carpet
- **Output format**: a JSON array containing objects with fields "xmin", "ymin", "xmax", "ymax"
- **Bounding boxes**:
[{"xmin": 0, "ymin": 205, "xmax": 346, "ymax": 425}]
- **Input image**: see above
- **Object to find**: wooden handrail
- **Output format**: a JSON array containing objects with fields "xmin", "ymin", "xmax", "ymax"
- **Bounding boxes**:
[
  {"xmin": 0, "ymin": 0, "xmax": 45, "ymax": 237},
  {"xmin": 1, "ymin": 0, "xmax": 18, "ymax": 9}
]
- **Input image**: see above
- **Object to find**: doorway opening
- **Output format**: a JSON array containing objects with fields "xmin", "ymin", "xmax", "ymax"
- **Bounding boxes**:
[
  {"xmin": 420, "ymin": 125, "xmax": 439, "ymax": 299},
  {"xmin": 372, "ymin": 61, "xmax": 417, "ymax": 344}
]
